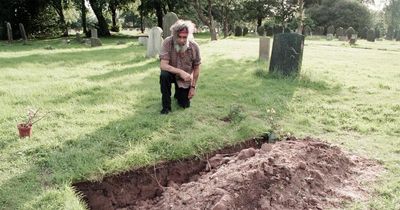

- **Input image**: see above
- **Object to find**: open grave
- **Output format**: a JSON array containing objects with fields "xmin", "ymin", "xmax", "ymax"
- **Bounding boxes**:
[{"xmin": 73, "ymin": 136, "xmax": 381, "ymax": 210}]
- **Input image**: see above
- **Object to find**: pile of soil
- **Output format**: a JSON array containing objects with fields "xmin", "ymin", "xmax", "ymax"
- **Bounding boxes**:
[
  {"xmin": 74, "ymin": 137, "xmax": 381, "ymax": 210},
  {"xmin": 132, "ymin": 138, "xmax": 380, "ymax": 210}
]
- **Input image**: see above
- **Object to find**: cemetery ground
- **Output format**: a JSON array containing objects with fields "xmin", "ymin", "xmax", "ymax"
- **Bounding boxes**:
[{"xmin": 0, "ymin": 34, "xmax": 399, "ymax": 209}]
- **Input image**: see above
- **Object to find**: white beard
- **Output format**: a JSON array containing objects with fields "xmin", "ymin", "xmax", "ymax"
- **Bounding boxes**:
[{"xmin": 174, "ymin": 42, "xmax": 189, "ymax": 53}]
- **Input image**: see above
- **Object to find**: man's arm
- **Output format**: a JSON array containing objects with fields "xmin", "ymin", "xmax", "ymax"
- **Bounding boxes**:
[
  {"xmin": 188, "ymin": 64, "xmax": 200, "ymax": 99},
  {"xmin": 160, "ymin": 59, "xmax": 192, "ymax": 82},
  {"xmin": 191, "ymin": 65, "xmax": 200, "ymax": 87}
]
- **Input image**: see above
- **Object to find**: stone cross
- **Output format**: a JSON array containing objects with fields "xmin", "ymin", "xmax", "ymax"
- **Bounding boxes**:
[
  {"xmin": 146, "ymin": 27, "xmax": 163, "ymax": 58},
  {"xmin": 6, "ymin": 22, "xmax": 13, "ymax": 43},
  {"xmin": 19, "ymin": 23, "xmax": 27, "ymax": 44},
  {"xmin": 162, "ymin": 12, "xmax": 178, "ymax": 39},
  {"xmin": 259, "ymin": 37, "xmax": 271, "ymax": 61}
]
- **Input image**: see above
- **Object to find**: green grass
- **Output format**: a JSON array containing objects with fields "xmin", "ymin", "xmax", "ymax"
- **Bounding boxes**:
[{"xmin": 0, "ymin": 35, "xmax": 399, "ymax": 210}]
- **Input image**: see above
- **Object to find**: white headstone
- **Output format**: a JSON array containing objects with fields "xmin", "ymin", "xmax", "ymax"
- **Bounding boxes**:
[
  {"xmin": 162, "ymin": 12, "xmax": 178, "ymax": 38},
  {"xmin": 138, "ymin": 36, "xmax": 148, "ymax": 46},
  {"xmin": 19, "ymin": 23, "xmax": 27, "ymax": 44},
  {"xmin": 326, "ymin": 34, "xmax": 334, "ymax": 41},
  {"xmin": 259, "ymin": 37, "xmax": 271, "ymax": 61},
  {"xmin": 146, "ymin": 27, "xmax": 163, "ymax": 58},
  {"xmin": 6, "ymin": 22, "xmax": 12, "ymax": 43}
]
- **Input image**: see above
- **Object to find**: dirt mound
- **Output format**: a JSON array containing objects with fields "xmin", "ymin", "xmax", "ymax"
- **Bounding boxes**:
[
  {"xmin": 132, "ymin": 139, "xmax": 380, "ymax": 210},
  {"xmin": 74, "ymin": 137, "xmax": 381, "ymax": 210}
]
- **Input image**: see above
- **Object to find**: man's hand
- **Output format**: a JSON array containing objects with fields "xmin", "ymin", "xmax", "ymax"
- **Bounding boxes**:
[
  {"xmin": 180, "ymin": 70, "xmax": 192, "ymax": 82},
  {"xmin": 188, "ymin": 87, "xmax": 196, "ymax": 99}
]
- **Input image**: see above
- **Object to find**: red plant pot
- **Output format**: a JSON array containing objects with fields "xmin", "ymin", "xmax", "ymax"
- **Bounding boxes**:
[{"xmin": 17, "ymin": 123, "xmax": 32, "ymax": 138}]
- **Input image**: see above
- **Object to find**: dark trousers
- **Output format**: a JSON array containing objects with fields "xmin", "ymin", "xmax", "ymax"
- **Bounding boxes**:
[{"xmin": 160, "ymin": 70, "xmax": 190, "ymax": 109}]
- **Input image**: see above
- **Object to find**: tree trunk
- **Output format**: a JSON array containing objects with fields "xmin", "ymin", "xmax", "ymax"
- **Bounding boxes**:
[
  {"xmin": 257, "ymin": 17, "xmax": 262, "ymax": 29},
  {"xmin": 140, "ymin": 9, "xmax": 144, "ymax": 33},
  {"xmin": 88, "ymin": 0, "xmax": 111, "ymax": 36},
  {"xmin": 154, "ymin": 2, "xmax": 163, "ymax": 28},
  {"xmin": 296, "ymin": 0, "xmax": 304, "ymax": 34},
  {"xmin": 59, "ymin": 10, "xmax": 68, "ymax": 36},
  {"xmin": 81, "ymin": 0, "xmax": 87, "ymax": 34},
  {"xmin": 192, "ymin": 0, "xmax": 217, "ymax": 41},
  {"xmin": 110, "ymin": 2, "xmax": 118, "ymax": 32},
  {"xmin": 51, "ymin": 1, "xmax": 68, "ymax": 37}
]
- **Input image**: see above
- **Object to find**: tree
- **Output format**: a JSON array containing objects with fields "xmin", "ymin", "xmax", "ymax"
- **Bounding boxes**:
[
  {"xmin": 306, "ymin": 0, "xmax": 372, "ymax": 32},
  {"xmin": 191, "ymin": 0, "xmax": 218, "ymax": 40},
  {"xmin": 274, "ymin": 0, "xmax": 300, "ymax": 32},
  {"xmin": 384, "ymin": 0, "xmax": 400, "ymax": 30},
  {"xmin": 49, "ymin": 0, "xmax": 69, "ymax": 36},
  {"xmin": 242, "ymin": 0, "xmax": 277, "ymax": 29},
  {"xmin": 88, "ymin": 0, "xmax": 111, "ymax": 36}
]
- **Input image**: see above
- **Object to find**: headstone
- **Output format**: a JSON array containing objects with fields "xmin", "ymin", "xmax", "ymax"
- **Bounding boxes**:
[
  {"xmin": 19, "ymin": 23, "xmax": 27, "ymax": 44},
  {"xmin": 138, "ymin": 36, "xmax": 148, "ymax": 46},
  {"xmin": 345, "ymin": 27, "xmax": 356, "ymax": 40},
  {"xmin": 269, "ymin": 33, "xmax": 305, "ymax": 76},
  {"xmin": 90, "ymin": 38, "xmax": 102, "ymax": 47},
  {"xmin": 327, "ymin": 25, "xmax": 334, "ymax": 40},
  {"xmin": 360, "ymin": 27, "xmax": 369, "ymax": 39},
  {"xmin": 338, "ymin": 35, "xmax": 348, "ymax": 41},
  {"xmin": 76, "ymin": 32, "xmax": 82, "ymax": 43},
  {"xmin": 259, "ymin": 37, "xmax": 271, "ymax": 61},
  {"xmin": 243, "ymin": 27, "xmax": 249, "ymax": 36},
  {"xmin": 349, "ymin": 34, "xmax": 357, "ymax": 45},
  {"xmin": 336, "ymin": 27, "xmax": 344, "ymax": 37},
  {"xmin": 326, "ymin": 34, "xmax": 334, "ymax": 41},
  {"xmin": 304, "ymin": 25, "xmax": 311, "ymax": 36},
  {"xmin": 386, "ymin": 26, "xmax": 394, "ymax": 40},
  {"xmin": 234, "ymin": 26, "xmax": 242, "ymax": 36},
  {"xmin": 91, "ymin": 28, "xmax": 98, "ymax": 39},
  {"xmin": 366, "ymin": 29, "xmax": 375, "ymax": 42},
  {"xmin": 90, "ymin": 28, "xmax": 102, "ymax": 47},
  {"xmin": 327, "ymin": 25, "xmax": 335, "ymax": 35},
  {"xmin": 6, "ymin": 22, "xmax": 13, "ymax": 43},
  {"xmin": 146, "ymin": 27, "xmax": 163, "ymax": 58},
  {"xmin": 162, "ymin": 12, "xmax": 178, "ymax": 39}
]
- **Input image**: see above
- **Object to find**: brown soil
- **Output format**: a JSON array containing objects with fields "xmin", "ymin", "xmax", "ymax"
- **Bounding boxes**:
[{"xmin": 74, "ymin": 137, "xmax": 381, "ymax": 210}]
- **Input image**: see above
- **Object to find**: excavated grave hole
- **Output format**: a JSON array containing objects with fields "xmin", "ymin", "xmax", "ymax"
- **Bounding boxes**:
[{"xmin": 73, "ymin": 136, "xmax": 381, "ymax": 210}]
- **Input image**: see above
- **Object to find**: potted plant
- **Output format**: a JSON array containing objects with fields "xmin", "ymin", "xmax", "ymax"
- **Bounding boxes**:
[{"xmin": 17, "ymin": 108, "xmax": 46, "ymax": 138}]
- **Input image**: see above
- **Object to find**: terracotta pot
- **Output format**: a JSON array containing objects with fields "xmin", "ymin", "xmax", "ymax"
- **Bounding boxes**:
[{"xmin": 17, "ymin": 123, "xmax": 32, "ymax": 138}]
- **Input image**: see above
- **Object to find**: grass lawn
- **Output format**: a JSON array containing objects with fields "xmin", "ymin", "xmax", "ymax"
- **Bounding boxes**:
[{"xmin": 0, "ymin": 34, "xmax": 399, "ymax": 209}]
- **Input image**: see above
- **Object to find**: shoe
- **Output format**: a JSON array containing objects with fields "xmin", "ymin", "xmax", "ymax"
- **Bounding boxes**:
[{"xmin": 160, "ymin": 108, "xmax": 171, "ymax": 114}]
